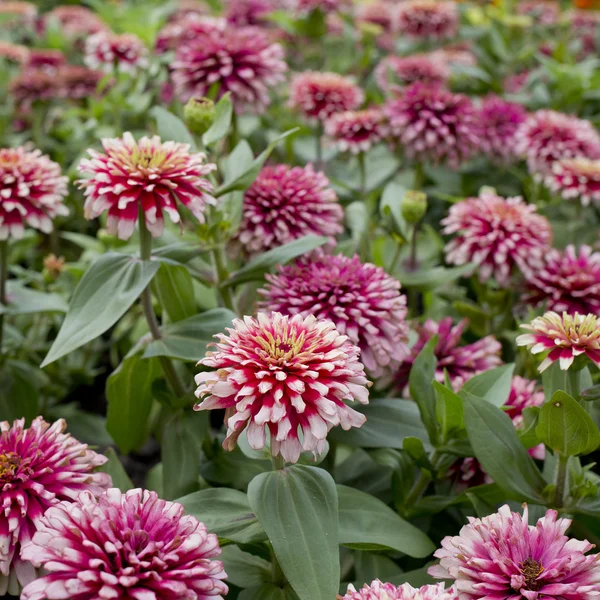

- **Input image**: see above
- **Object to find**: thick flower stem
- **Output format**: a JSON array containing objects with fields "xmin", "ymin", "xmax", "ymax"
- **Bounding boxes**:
[
  {"xmin": 568, "ymin": 369, "xmax": 581, "ymax": 403},
  {"xmin": 404, "ymin": 451, "xmax": 441, "ymax": 508},
  {"xmin": 408, "ymin": 223, "xmax": 419, "ymax": 271},
  {"xmin": 358, "ymin": 151, "xmax": 367, "ymax": 198},
  {"xmin": 270, "ymin": 546, "xmax": 286, "ymax": 587},
  {"xmin": 211, "ymin": 246, "xmax": 237, "ymax": 313},
  {"xmin": 0, "ymin": 240, "xmax": 7, "ymax": 355},
  {"xmin": 554, "ymin": 454, "xmax": 569, "ymax": 509},
  {"xmin": 271, "ymin": 454, "xmax": 286, "ymax": 470},
  {"xmin": 315, "ymin": 122, "xmax": 324, "ymax": 171}
]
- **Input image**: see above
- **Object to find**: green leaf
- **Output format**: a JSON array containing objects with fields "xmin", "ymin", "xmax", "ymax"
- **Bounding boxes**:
[
  {"xmin": 536, "ymin": 391, "xmax": 600, "ymax": 456},
  {"xmin": 220, "ymin": 546, "xmax": 271, "ymax": 589},
  {"xmin": 150, "ymin": 106, "xmax": 196, "ymax": 149},
  {"xmin": 0, "ymin": 360, "xmax": 39, "ymax": 422},
  {"xmin": 144, "ymin": 308, "xmax": 236, "ymax": 361},
  {"xmin": 152, "ymin": 262, "xmax": 196, "ymax": 323},
  {"xmin": 434, "ymin": 382, "xmax": 465, "ymax": 440},
  {"xmin": 248, "ymin": 465, "xmax": 339, "ymax": 600},
  {"xmin": 542, "ymin": 362, "xmax": 589, "ymax": 401},
  {"xmin": 239, "ymin": 585, "xmax": 293, "ymax": 600},
  {"xmin": 399, "ymin": 264, "xmax": 475, "ymax": 290},
  {"xmin": 459, "ymin": 364, "xmax": 515, "ymax": 407},
  {"xmin": 0, "ymin": 281, "xmax": 67, "ymax": 315},
  {"xmin": 337, "ymin": 485, "xmax": 435, "ymax": 557},
  {"xmin": 463, "ymin": 391, "xmax": 545, "ymax": 502},
  {"xmin": 202, "ymin": 92, "xmax": 233, "ymax": 146},
  {"xmin": 409, "ymin": 337, "xmax": 439, "ymax": 444},
  {"xmin": 106, "ymin": 354, "xmax": 161, "ymax": 454},
  {"xmin": 388, "ymin": 566, "xmax": 438, "ymax": 589},
  {"xmin": 42, "ymin": 253, "xmax": 160, "ymax": 366},
  {"xmin": 99, "ymin": 447, "xmax": 133, "ymax": 493},
  {"xmin": 221, "ymin": 140, "xmax": 254, "ymax": 183}
]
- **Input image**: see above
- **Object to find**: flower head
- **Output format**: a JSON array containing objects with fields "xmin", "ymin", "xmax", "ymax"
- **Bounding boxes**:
[
  {"xmin": 431, "ymin": 43, "xmax": 477, "ymax": 67},
  {"xmin": 506, "ymin": 375, "xmax": 545, "ymax": 427},
  {"xmin": 0, "ymin": 147, "xmax": 68, "ymax": 241},
  {"xmin": 195, "ymin": 312, "xmax": 370, "ymax": 463},
  {"xmin": 235, "ymin": 164, "xmax": 343, "ymax": 256},
  {"xmin": 385, "ymin": 83, "xmax": 480, "ymax": 169},
  {"xmin": 291, "ymin": 0, "xmax": 349, "ymax": 15},
  {"xmin": 0, "ymin": 418, "xmax": 111, "ymax": 596},
  {"xmin": 172, "ymin": 26, "xmax": 286, "ymax": 114},
  {"xmin": 9, "ymin": 70, "xmax": 57, "ymax": 111},
  {"xmin": 54, "ymin": 65, "xmax": 107, "ymax": 100},
  {"xmin": 545, "ymin": 157, "xmax": 600, "ymax": 206},
  {"xmin": 515, "ymin": 110, "xmax": 600, "ymax": 176},
  {"xmin": 517, "ymin": 311, "xmax": 600, "ymax": 371},
  {"xmin": 356, "ymin": 1, "xmax": 397, "ymax": 32},
  {"xmin": 325, "ymin": 108, "xmax": 388, "ymax": 154},
  {"xmin": 20, "ymin": 488, "xmax": 228, "ymax": 600},
  {"xmin": 43, "ymin": 6, "xmax": 108, "ymax": 39},
  {"xmin": 341, "ymin": 580, "xmax": 458, "ymax": 600},
  {"xmin": 442, "ymin": 191, "xmax": 552, "ymax": 287},
  {"xmin": 289, "ymin": 71, "xmax": 364, "ymax": 121},
  {"xmin": 517, "ymin": 0, "xmax": 561, "ymax": 25},
  {"xmin": 375, "ymin": 54, "xmax": 449, "ymax": 95},
  {"xmin": 504, "ymin": 71, "xmax": 530, "ymax": 94},
  {"xmin": 84, "ymin": 31, "xmax": 149, "ymax": 74},
  {"xmin": 24, "ymin": 49, "xmax": 66, "ymax": 74},
  {"xmin": 396, "ymin": 0, "xmax": 459, "ymax": 40},
  {"xmin": 77, "ymin": 132, "xmax": 216, "ymax": 240},
  {"xmin": 429, "ymin": 504, "xmax": 600, "ymax": 599},
  {"xmin": 0, "ymin": 41, "xmax": 29, "ymax": 63},
  {"xmin": 0, "ymin": 2, "xmax": 36, "ymax": 27},
  {"xmin": 225, "ymin": 0, "xmax": 274, "ymax": 25},
  {"xmin": 155, "ymin": 15, "xmax": 226, "ymax": 54},
  {"xmin": 259, "ymin": 253, "xmax": 409, "ymax": 375}
]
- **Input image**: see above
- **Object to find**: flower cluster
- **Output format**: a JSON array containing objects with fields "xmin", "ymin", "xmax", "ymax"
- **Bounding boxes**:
[
  {"xmin": 84, "ymin": 31, "xmax": 149, "ymax": 74},
  {"xmin": 375, "ymin": 54, "xmax": 449, "ymax": 95},
  {"xmin": 545, "ymin": 157, "xmax": 600, "ymax": 206},
  {"xmin": 325, "ymin": 108, "xmax": 389, "ymax": 154},
  {"xmin": 396, "ymin": 0, "xmax": 459, "ymax": 40}
]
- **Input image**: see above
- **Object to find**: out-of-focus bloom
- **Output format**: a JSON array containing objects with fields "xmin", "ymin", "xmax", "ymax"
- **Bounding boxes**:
[
  {"xmin": 375, "ymin": 54, "xmax": 449, "ymax": 95},
  {"xmin": 290, "ymin": 0, "xmax": 349, "ymax": 15},
  {"xmin": 24, "ymin": 49, "xmax": 66, "ymax": 74},
  {"xmin": 449, "ymin": 457, "xmax": 491, "ymax": 488},
  {"xmin": 478, "ymin": 95, "xmax": 528, "ymax": 164},
  {"xmin": 0, "ymin": 41, "xmax": 29, "ymax": 63},
  {"xmin": 235, "ymin": 164, "xmax": 343, "ymax": 256},
  {"xmin": 429, "ymin": 504, "xmax": 600, "ymax": 599},
  {"xmin": 77, "ymin": 133, "xmax": 216, "ymax": 240},
  {"xmin": 325, "ymin": 108, "xmax": 388, "ymax": 154},
  {"xmin": 0, "ymin": 418, "xmax": 110, "ymax": 596},
  {"xmin": 43, "ymin": 253, "xmax": 66, "ymax": 279},
  {"xmin": 356, "ymin": 1, "xmax": 397, "ymax": 32},
  {"xmin": 571, "ymin": 10, "xmax": 600, "ymax": 57},
  {"xmin": 517, "ymin": 311, "xmax": 600, "ymax": 371},
  {"xmin": 431, "ymin": 42, "xmax": 477, "ymax": 67},
  {"xmin": 84, "ymin": 31, "xmax": 149, "ymax": 75},
  {"xmin": 515, "ymin": 109, "xmax": 600, "ymax": 176},
  {"xmin": 225, "ymin": 0, "xmax": 274, "ymax": 25},
  {"xmin": 396, "ymin": 318, "xmax": 502, "ymax": 391},
  {"xmin": 172, "ymin": 26, "xmax": 286, "ymax": 114},
  {"xmin": 0, "ymin": 147, "xmax": 68, "ymax": 240},
  {"xmin": 155, "ymin": 16, "xmax": 226, "ymax": 54},
  {"xmin": 396, "ymin": 0, "xmax": 459, "ymax": 40},
  {"xmin": 167, "ymin": 0, "xmax": 207, "ymax": 22},
  {"xmin": 524, "ymin": 244, "xmax": 600, "ymax": 315},
  {"xmin": 517, "ymin": 0, "xmax": 561, "ymax": 25},
  {"xmin": 504, "ymin": 71, "xmax": 530, "ymax": 94},
  {"xmin": 195, "ymin": 312, "xmax": 370, "ymax": 463},
  {"xmin": 20, "ymin": 489, "xmax": 228, "ymax": 600},
  {"xmin": 506, "ymin": 375, "xmax": 545, "ymax": 459},
  {"xmin": 545, "ymin": 157, "xmax": 600, "ymax": 206},
  {"xmin": 442, "ymin": 191, "xmax": 552, "ymax": 287},
  {"xmin": 0, "ymin": 2, "xmax": 36, "ymax": 27},
  {"xmin": 289, "ymin": 71, "xmax": 364, "ymax": 121},
  {"xmin": 258, "ymin": 253, "xmax": 409, "ymax": 375},
  {"xmin": 42, "ymin": 6, "xmax": 107, "ymax": 39},
  {"xmin": 385, "ymin": 83, "xmax": 480, "ymax": 169},
  {"xmin": 341, "ymin": 581, "xmax": 458, "ymax": 599},
  {"xmin": 54, "ymin": 65, "xmax": 107, "ymax": 100},
  {"xmin": 9, "ymin": 70, "xmax": 57, "ymax": 111}
]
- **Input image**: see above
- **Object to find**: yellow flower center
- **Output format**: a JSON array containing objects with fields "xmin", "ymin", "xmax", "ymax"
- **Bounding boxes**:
[
  {"xmin": 257, "ymin": 330, "xmax": 306, "ymax": 362},
  {"xmin": 130, "ymin": 147, "xmax": 167, "ymax": 170},
  {"xmin": 0, "ymin": 452, "xmax": 20, "ymax": 483},
  {"xmin": 520, "ymin": 557, "xmax": 544, "ymax": 591}
]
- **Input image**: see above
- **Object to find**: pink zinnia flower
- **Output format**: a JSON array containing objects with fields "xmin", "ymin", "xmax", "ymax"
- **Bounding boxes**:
[
  {"xmin": 225, "ymin": 0, "xmax": 274, "ymax": 26},
  {"xmin": 325, "ymin": 108, "xmax": 389, "ymax": 154},
  {"xmin": 235, "ymin": 164, "xmax": 343, "ymax": 256},
  {"xmin": 20, "ymin": 488, "xmax": 228, "ymax": 600},
  {"xmin": 429, "ymin": 504, "xmax": 600, "ymax": 599},
  {"xmin": 442, "ymin": 191, "xmax": 552, "ymax": 287},
  {"xmin": 258, "ymin": 253, "xmax": 409, "ymax": 375},
  {"xmin": 571, "ymin": 10, "xmax": 600, "ymax": 58},
  {"xmin": 524, "ymin": 244, "xmax": 600, "ymax": 315},
  {"xmin": 54, "ymin": 65, "xmax": 107, "ymax": 101},
  {"xmin": 374, "ymin": 54, "xmax": 449, "ymax": 95},
  {"xmin": 545, "ymin": 157, "xmax": 600, "ymax": 206},
  {"xmin": 195, "ymin": 312, "xmax": 370, "ymax": 463},
  {"xmin": 341, "ymin": 581, "xmax": 458, "ymax": 599},
  {"xmin": 396, "ymin": 318, "xmax": 502, "ymax": 392},
  {"xmin": 0, "ymin": 41, "xmax": 29, "ymax": 63},
  {"xmin": 290, "ymin": 0, "xmax": 349, "ymax": 15},
  {"xmin": 24, "ymin": 49, "xmax": 66, "ymax": 74},
  {"xmin": 517, "ymin": 0, "xmax": 561, "ymax": 25},
  {"xmin": 77, "ymin": 132, "xmax": 216, "ymax": 240},
  {"xmin": 0, "ymin": 2, "xmax": 37, "ymax": 27},
  {"xmin": 289, "ymin": 71, "xmax": 364, "ymax": 121},
  {"xmin": 431, "ymin": 43, "xmax": 477, "ymax": 68},
  {"xmin": 84, "ymin": 31, "xmax": 149, "ymax": 75},
  {"xmin": 517, "ymin": 311, "xmax": 600, "ymax": 372},
  {"xmin": 514, "ymin": 109, "xmax": 600, "ymax": 176},
  {"xmin": 9, "ymin": 70, "xmax": 57, "ymax": 111},
  {"xmin": 504, "ymin": 71, "xmax": 530, "ymax": 94},
  {"xmin": 155, "ymin": 16, "xmax": 226, "ymax": 54},
  {"xmin": 385, "ymin": 83, "xmax": 480, "ymax": 169},
  {"xmin": 449, "ymin": 456, "xmax": 491, "ymax": 488},
  {"xmin": 0, "ymin": 418, "xmax": 111, "ymax": 596},
  {"xmin": 478, "ymin": 95, "xmax": 528, "ymax": 164},
  {"xmin": 396, "ymin": 0, "xmax": 459, "ymax": 40},
  {"xmin": 172, "ymin": 26, "xmax": 286, "ymax": 114},
  {"xmin": 356, "ymin": 1, "xmax": 397, "ymax": 32},
  {"xmin": 0, "ymin": 147, "xmax": 68, "ymax": 241},
  {"xmin": 43, "ymin": 6, "xmax": 107, "ymax": 39}
]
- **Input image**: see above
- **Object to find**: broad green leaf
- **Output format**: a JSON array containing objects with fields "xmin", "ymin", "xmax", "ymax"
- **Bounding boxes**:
[
  {"xmin": 152, "ymin": 262, "xmax": 196, "ymax": 323},
  {"xmin": 220, "ymin": 546, "xmax": 270, "ymax": 589},
  {"xmin": 202, "ymin": 92, "xmax": 233, "ymax": 146},
  {"xmin": 353, "ymin": 553, "xmax": 403, "ymax": 586},
  {"xmin": 337, "ymin": 485, "xmax": 435, "ymax": 558},
  {"xmin": 434, "ymin": 382, "xmax": 465, "ymax": 440},
  {"xmin": 542, "ymin": 362, "xmax": 590, "ymax": 401},
  {"xmin": 459, "ymin": 364, "xmax": 515, "ymax": 407},
  {"xmin": 99, "ymin": 447, "xmax": 133, "ymax": 492},
  {"xmin": 150, "ymin": 106, "xmax": 196, "ymax": 149},
  {"xmin": 463, "ymin": 391, "xmax": 545, "ymax": 502},
  {"xmin": 388, "ymin": 567, "xmax": 438, "ymax": 589},
  {"xmin": 42, "ymin": 253, "xmax": 160, "ymax": 366},
  {"xmin": 409, "ymin": 337, "xmax": 439, "ymax": 444},
  {"xmin": 380, "ymin": 179, "xmax": 409, "ymax": 237},
  {"xmin": 536, "ymin": 391, "xmax": 600, "ymax": 456},
  {"xmin": 248, "ymin": 465, "xmax": 339, "ymax": 600},
  {"xmin": 402, "ymin": 437, "xmax": 433, "ymax": 470},
  {"xmin": 345, "ymin": 201, "xmax": 368, "ymax": 243},
  {"xmin": 239, "ymin": 585, "xmax": 294, "ymax": 600},
  {"xmin": 221, "ymin": 140, "xmax": 254, "ymax": 183},
  {"xmin": 0, "ymin": 360, "xmax": 39, "ymax": 422},
  {"xmin": 0, "ymin": 281, "xmax": 67, "ymax": 315},
  {"xmin": 63, "ymin": 410, "xmax": 113, "ymax": 446}
]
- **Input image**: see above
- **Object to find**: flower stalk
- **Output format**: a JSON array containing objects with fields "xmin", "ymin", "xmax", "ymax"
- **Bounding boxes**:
[
  {"xmin": 211, "ymin": 245, "xmax": 237, "ymax": 313},
  {"xmin": 0, "ymin": 239, "xmax": 8, "ymax": 355},
  {"xmin": 554, "ymin": 454, "xmax": 569, "ymax": 508}
]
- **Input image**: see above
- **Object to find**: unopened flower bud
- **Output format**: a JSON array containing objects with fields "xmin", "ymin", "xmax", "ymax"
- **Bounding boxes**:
[
  {"xmin": 183, "ymin": 97, "xmax": 216, "ymax": 136},
  {"xmin": 401, "ymin": 190, "xmax": 427, "ymax": 224},
  {"xmin": 42, "ymin": 253, "xmax": 65, "ymax": 281}
]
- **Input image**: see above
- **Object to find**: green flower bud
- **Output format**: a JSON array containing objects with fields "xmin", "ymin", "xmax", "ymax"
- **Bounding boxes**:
[
  {"xmin": 401, "ymin": 190, "xmax": 428, "ymax": 225},
  {"xmin": 183, "ymin": 97, "xmax": 216, "ymax": 136}
]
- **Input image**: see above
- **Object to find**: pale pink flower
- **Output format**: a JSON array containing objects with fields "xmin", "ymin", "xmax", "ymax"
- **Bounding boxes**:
[
  {"xmin": 396, "ymin": 0, "xmax": 459, "ymax": 40},
  {"xmin": 545, "ymin": 157, "xmax": 600, "ymax": 206},
  {"xmin": 42, "ymin": 6, "xmax": 108, "ymax": 39},
  {"xmin": 0, "ymin": 41, "xmax": 29, "ymax": 63},
  {"xmin": 0, "ymin": 2, "xmax": 37, "ymax": 27},
  {"xmin": 84, "ymin": 31, "xmax": 149, "ymax": 75},
  {"xmin": 195, "ymin": 312, "xmax": 370, "ymax": 463},
  {"xmin": 504, "ymin": 71, "xmax": 530, "ymax": 94},
  {"xmin": 517, "ymin": 0, "xmax": 561, "ymax": 25},
  {"xmin": 356, "ymin": 1, "xmax": 397, "ymax": 32},
  {"xmin": 155, "ymin": 16, "xmax": 226, "ymax": 54},
  {"xmin": 325, "ymin": 108, "xmax": 389, "ymax": 154},
  {"xmin": 375, "ymin": 54, "xmax": 449, "ymax": 95},
  {"xmin": 341, "ymin": 580, "xmax": 458, "ymax": 599}
]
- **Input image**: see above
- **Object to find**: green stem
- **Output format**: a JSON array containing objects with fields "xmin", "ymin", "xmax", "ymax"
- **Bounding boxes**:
[
  {"xmin": 270, "ymin": 546, "xmax": 286, "ymax": 587},
  {"xmin": 389, "ymin": 242, "xmax": 403, "ymax": 273},
  {"xmin": 211, "ymin": 246, "xmax": 236, "ymax": 313},
  {"xmin": 408, "ymin": 223, "xmax": 419, "ymax": 271},
  {"xmin": 230, "ymin": 111, "xmax": 240, "ymax": 150},
  {"xmin": 0, "ymin": 240, "xmax": 7, "ymax": 356},
  {"xmin": 413, "ymin": 162, "xmax": 425, "ymax": 191},
  {"xmin": 404, "ymin": 451, "xmax": 441, "ymax": 508},
  {"xmin": 315, "ymin": 121, "xmax": 324, "ymax": 171},
  {"xmin": 358, "ymin": 152, "xmax": 367, "ymax": 198},
  {"xmin": 554, "ymin": 454, "xmax": 569, "ymax": 509},
  {"xmin": 568, "ymin": 369, "xmax": 581, "ymax": 403},
  {"xmin": 271, "ymin": 454, "xmax": 286, "ymax": 470}
]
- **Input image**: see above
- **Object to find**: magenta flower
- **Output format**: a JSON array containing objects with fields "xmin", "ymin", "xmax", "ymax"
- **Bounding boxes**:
[
  {"xmin": 291, "ymin": 0, "xmax": 349, "ymax": 15},
  {"xmin": 289, "ymin": 71, "xmax": 364, "ymax": 122},
  {"xmin": 0, "ymin": 418, "xmax": 111, "ymax": 596},
  {"xmin": 195, "ymin": 312, "xmax": 370, "ymax": 463},
  {"xmin": 449, "ymin": 456, "xmax": 491, "ymax": 488},
  {"xmin": 442, "ymin": 191, "xmax": 552, "ymax": 287},
  {"xmin": 20, "ymin": 488, "xmax": 228, "ymax": 600},
  {"xmin": 224, "ymin": 0, "xmax": 274, "ymax": 26},
  {"xmin": 84, "ymin": 31, "xmax": 148, "ymax": 75},
  {"xmin": 374, "ymin": 54, "xmax": 449, "ymax": 95},
  {"xmin": 524, "ymin": 244, "xmax": 600, "ymax": 315},
  {"xmin": 396, "ymin": 318, "xmax": 502, "ymax": 392},
  {"xmin": 385, "ymin": 83, "xmax": 480, "ymax": 169},
  {"xmin": 545, "ymin": 157, "xmax": 600, "ymax": 206},
  {"xmin": 517, "ymin": 311, "xmax": 600, "ymax": 372},
  {"xmin": 77, "ymin": 132, "xmax": 216, "ymax": 240},
  {"xmin": 24, "ymin": 49, "xmax": 66, "ymax": 74},
  {"xmin": 172, "ymin": 26, "xmax": 286, "ymax": 113},
  {"xmin": 325, "ymin": 108, "xmax": 389, "ymax": 154},
  {"xmin": 235, "ymin": 164, "xmax": 343, "ymax": 256},
  {"xmin": 0, "ymin": 147, "xmax": 68, "ymax": 241},
  {"xmin": 396, "ymin": 0, "xmax": 459, "ymax": 40},
  {"xmin": 341, "ymin": 581, "xmax": 458, "ymax": 600},
  {"xmin": 506, "ymin": 375, "xmax": 545, "ymax": 460},
  {"xmin": 429, "ymin": 504, "xmax": 600, "ymax": 599},
  {"xmin": 258, "ymin": 253, "xmax": 409, "ymax": 375},
  {"xmin": 356, "ymin": 1, "xmax": 397, "ymax": 32},
  {"xmin": 155, "ymin": 16, "xmax": 226, "ymax": 54},
  {"xmin": 517, "ymin": 0, "xmax": 560, "ymax": 25}
]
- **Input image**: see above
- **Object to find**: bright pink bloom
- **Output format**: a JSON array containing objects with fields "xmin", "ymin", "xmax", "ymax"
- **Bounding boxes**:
[
  {"xmin": 545, "ymin": 157, "xmax": 600, "ymax": 206},
  {"xmin": 517, "ymin": 311, "xmax": 600, "ymax": 372},
  {"xmin": 84, "ymin": 31, "xmax": 148, "ymax": 75},
  {"xmin": 517, "ymin": 0, "xmax": 560, "ymax": 25},
  {"xmin": 289, "ymin": 71, "xmax": 364, "ymax": 121},
  {"xmin": 195, "ymin": 312, "xmax": 370, "ymax": 463},
  {"xmin": 0, "ymin": 147, "xmax": 68, "ymax": 241},
  {"xmin": 235, "ymin": 164, "xmax": 343, "ymax": 256},
  {"xmin": 325, "ymin": 108, "xmax": 389, "ymax": 154},
  {"xmin": 375, "ymin": 54, "xmax": 449, "ymax": 95},
  {"xmin": 258, "ymin": 253, "xmax": 409, "ymax": 375},
  {"xmin": 0, "ymin": 418, "xmax": 110, "ymax": 596},
  {"xmin": 442, "ymin": 191, "xmax": 552, "ymax": 287},
  {"xmin": 396, "ymin": 318, "xmax": 502, "ymax": 392},
  {"xmin": 172, "ymin": 26, "xmax": 286, "ymax": 113},
  {"xmin": 396, "ymin": 0, "xmax": 459, "ymax": 40},
  {"xmin": 24, "ymin": 49, "xmax": 66, "ymax": 74},
  {"xmin": 342, "ymin": 580, "xmax": 458, "ymax": 599},
  {"xmin": 225, "ymin": 0, "xmax": 274, "ymax": 25},
  {"xmin": 430, "ymin": 504, "xmax": 600, "ymax": 599},
  {"xmin": 77, "ymin": 132, "xmax": 216, "ymax": 240},
  {"xmin": 20, "ymin": 488, "xmax": 228, "ymax": 600},
  {"xmin": 155, "ymin": 16, "xmax": 226, "ymax": 54},
  {"xmin": 385, "ymin": 83, "xmax": 480, "ymax": 169}
]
